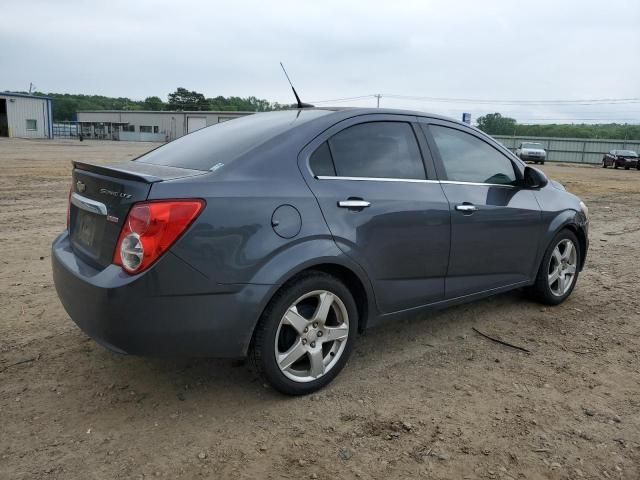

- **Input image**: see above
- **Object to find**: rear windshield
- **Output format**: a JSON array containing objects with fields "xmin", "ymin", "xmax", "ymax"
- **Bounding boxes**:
[
  {"xmin": 136, "ymin": 109, "xmax": 331, "ymax": 171},
  {"xmin": 522, "ymin": 142, "xmax": 544, "ymax": 149}
]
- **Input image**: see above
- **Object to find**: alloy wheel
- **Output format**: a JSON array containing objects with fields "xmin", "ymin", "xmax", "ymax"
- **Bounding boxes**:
[
  {"xmin": 548, "ymin": 239, "xmax": 578, "ymax": 296},
  {"xmin": 274, "ymin": 290, "xmax": 349, "ymax": 383}
]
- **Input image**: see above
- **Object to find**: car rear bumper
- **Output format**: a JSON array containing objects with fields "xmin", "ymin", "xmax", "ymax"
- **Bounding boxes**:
[{"xmin": 52, "ymin": 232, "xmax": 270, "ymax": 358}]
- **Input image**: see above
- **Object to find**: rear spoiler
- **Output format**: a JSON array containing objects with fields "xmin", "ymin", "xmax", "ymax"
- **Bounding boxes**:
[{"xmin": 72, "ymin": 161, "xmax": 206, "ymax": 183}]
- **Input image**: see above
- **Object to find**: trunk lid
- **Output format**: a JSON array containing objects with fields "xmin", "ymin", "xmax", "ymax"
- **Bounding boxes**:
[{"xmin": 69, "ymin": 161, "xmax": 206, "ymax": 269}]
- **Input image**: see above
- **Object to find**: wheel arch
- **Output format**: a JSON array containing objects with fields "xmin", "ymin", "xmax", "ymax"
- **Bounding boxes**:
[
  {"xmin": 543, "ymin": 209, "xmax": 588, "ymax": 272},
  {"xmin": 298, "ymin": 263, "xmax": 371, "ymax": 333},
  {"xmin": 265, "ymin": 260, "xmax": 374, "ymax": 334},
  {"xmin": 244, "ymin": 248, "xmax": 378, "ymax": 356},
  {"xmin": 562, "ymin": 223, "xmax": 588, "ymax": 271}
]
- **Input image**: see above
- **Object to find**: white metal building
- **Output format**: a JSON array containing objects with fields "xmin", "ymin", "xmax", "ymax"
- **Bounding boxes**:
[
  {"xmin": 0, "ymin": 92, "xmax": 53, "ymax": 139},
  {"xmin": 76, "ymin": 110, "xmax": 253, "ymax": 141}
]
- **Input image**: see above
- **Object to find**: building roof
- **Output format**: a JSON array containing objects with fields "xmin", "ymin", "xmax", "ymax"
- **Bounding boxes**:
[
  {"xmin": 77, "ymin": 110, "xmax": 254, "ymax": 115},
  {"xmin": 0, "ymin": 91, "xmax": 52, "ymax": 100}
]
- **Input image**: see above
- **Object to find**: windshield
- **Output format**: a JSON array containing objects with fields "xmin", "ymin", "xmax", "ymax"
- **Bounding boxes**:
[
  {"xmin": 136, "ymin": 109, "xmax": 332, "ymax": 171},
  {"xmin": 617, "ymin": 150, "xmax": 638, "ymax": 157},
  {"xmin": 522, "ymin": 142, "xmax": 544, "ymax": 149}
]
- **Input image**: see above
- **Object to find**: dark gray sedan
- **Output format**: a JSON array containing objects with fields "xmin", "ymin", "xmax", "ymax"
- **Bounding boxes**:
[{"xmin": 52, "ymin": 108, "xmax": 589, "ymax": 394}]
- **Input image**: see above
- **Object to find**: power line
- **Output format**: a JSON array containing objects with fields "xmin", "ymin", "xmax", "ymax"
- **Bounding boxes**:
[
  {"xmin": 381, "ymin": 94, "xmax": 640, "ymax": 106},
  {"xmin": 309, "ymin": 93, "xmax": 640, "ymax": 106},
  {"xmin": 309, "ymin": 94, "xmax": 378, "ymax": 104}
]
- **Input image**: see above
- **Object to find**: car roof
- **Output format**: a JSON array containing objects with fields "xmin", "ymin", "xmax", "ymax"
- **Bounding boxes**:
[
  {"xmin": 304, "ymin": 106, "xmax": 458, "ymax": 120},
  {"xmin": 283, "ymin": 106, "xmax": 477, "ymax": 130}
]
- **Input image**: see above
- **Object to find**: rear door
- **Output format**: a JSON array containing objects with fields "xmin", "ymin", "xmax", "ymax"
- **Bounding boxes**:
[
  {"xmin": 299, "ymin": 115, "xmax": 451, "ymax": 314},
  {"xmin": 419, "ymin": 120, "xmax": 542, "ymax": 299}
]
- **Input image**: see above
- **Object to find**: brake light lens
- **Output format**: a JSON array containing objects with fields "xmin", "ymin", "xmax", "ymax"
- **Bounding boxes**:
[{"xmin": 113, "ymin": 200, "xmax": 205, "ymax": 274}]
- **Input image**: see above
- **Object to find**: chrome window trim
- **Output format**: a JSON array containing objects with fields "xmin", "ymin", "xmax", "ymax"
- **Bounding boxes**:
[
  {"xmin": 315, "ymin": 176, "xmax": 516, "ymax": 188},
  {"xmin": 70, "ymin": 192, "xmax": 108, "ymax": 216},
  {"xmin": 315, "ymin": 176, "xmax": 439, "ymax": 184},
  {"xmin": 439, "ymin": 180, "xmax": 517, "ymax": 188}
]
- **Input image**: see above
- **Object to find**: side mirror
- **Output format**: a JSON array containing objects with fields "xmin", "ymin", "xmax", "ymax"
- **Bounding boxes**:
[{"xmin": 523, "ymin": 166, "xmax": 548, "ymax": 189}]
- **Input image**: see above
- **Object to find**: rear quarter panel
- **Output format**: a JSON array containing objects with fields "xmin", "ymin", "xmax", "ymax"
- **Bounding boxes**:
[{"xmin": 147, "ymin": 144, "xmax": 380, "ymax": 332}]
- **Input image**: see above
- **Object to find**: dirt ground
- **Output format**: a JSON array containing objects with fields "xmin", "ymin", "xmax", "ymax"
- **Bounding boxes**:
[{"xmin": 1, "ymin": 138, "xmax": 638, "ymax": 480}]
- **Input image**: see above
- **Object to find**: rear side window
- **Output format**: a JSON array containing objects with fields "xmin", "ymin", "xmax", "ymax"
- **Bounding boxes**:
[
  {"xmin": 324, "ymin": 122, "xmax": 426, "ymax": 180},
  {"xmin": 430, "ymin": 125, "xmax": 517, "ymax": 185},
  {"xmin": 309, "ymin": 142, "xmax": 336, "ymax": 176}
]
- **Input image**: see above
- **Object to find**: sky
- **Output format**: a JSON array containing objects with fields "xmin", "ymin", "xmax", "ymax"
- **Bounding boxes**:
[{"xmin": 1, "ymin": 0, "xmax": 639, "ymax": 124}]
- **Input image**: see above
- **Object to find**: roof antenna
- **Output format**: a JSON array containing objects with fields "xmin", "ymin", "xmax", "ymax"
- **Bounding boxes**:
[{"xmin": 280, "ymin": 62, "xmax": 314, "ymax": 109}]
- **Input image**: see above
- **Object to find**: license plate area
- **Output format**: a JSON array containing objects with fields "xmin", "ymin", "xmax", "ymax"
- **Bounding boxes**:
[{"xmin": 71, "ymin": 209, "xmax": 105, "ymax": 257}]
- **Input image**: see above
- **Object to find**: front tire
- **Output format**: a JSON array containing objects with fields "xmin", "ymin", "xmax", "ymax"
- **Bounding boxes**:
[
  {"xmin": 529, "ymin": 229, "xmax": 580, "ymax": 305},
  {"xmin": 251, "ymin": 272, "xmax": 358, "ymax": 395},
  {"xmin": 602, "ymin": 160, "xmax": 607, "ymax": 168}
]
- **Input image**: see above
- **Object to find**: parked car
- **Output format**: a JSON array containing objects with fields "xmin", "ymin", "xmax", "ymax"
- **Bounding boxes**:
[
  {"xmin": 601, "ymin": 150, "xmax": 639, "ymax": 170},
  {"xmin": 52, "ymin": 108, "xmax": 589, "ymax": 395},
  {"xmin": 515, "ymin": 142, "xmax": 547, "ymax": 164}
]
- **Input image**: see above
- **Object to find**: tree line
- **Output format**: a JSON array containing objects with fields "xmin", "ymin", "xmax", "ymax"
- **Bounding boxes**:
[
  {"xmin": 10, "ymin": 90, "xmax": 640, "ymax": 139},
  {"xmin": 21, "ymin": 88, "xmax": 294, "ymax": 122},
  {"xmin": 476, "ymin": 113, "xmax": 640, "ymax": 140}
]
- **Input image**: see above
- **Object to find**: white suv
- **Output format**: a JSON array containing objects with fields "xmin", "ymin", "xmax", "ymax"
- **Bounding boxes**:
[{"xmin": 516, "ymin": 142, "xmax": 547, "ymax": 165}]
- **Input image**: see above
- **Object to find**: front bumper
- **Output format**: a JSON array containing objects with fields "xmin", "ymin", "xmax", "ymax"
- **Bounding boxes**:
[
  {"xmin": 52, "ymin": 232, "xmax": 270, "ymax": 357},
  {"xmin": 521, "ymin": 154, "xmax": 546, "ymax": 161}
]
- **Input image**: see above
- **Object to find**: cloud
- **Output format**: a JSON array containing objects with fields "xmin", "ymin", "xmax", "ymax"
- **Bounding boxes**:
[{"xmin": 2, "ymin": 0, "xmax": 638, "ymax": 123}]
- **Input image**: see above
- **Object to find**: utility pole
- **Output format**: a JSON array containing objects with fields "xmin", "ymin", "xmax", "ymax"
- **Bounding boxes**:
[
  {"xmin": 374, "ymin": 94, "xmax": 382, "ymax": 108},
  {"xmin": 28, "ymin": 82, "xmax": 35, "ymax": 94}
]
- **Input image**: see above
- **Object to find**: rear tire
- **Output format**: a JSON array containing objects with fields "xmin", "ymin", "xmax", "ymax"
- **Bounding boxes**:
[
  {"xmin": 625, "ymin": 166, "xmax": 630, "ymax": 170},
  {"xmin": 602, "ymin": 160, "xmax": 607, "ymax": 168},
  {"xmin": 614, "ymin": 163, "xmax": 619, "ymax": 169},
  {"xmin": 540, "ymin": 161, "xmax": 545, "ymax": 165},
  {"xmin": 528, "ymin": 229, "xmax": 580, "ymax": 306},
  {"xmin": 250, "ymin": 271, "xmax": 358, "ymax": 395}
]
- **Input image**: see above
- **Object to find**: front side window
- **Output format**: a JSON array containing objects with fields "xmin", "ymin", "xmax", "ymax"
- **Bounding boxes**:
[
  {"xmin": 321, "ymin": 122, "xmax": 425, "ymax": 180},
  {"xmin": 26, "ymin": 119, "xmax": 37, "ymax": 130},
  {"xmin": 430, "ymin": 125, "xmax": 516, "ymax": 185}
]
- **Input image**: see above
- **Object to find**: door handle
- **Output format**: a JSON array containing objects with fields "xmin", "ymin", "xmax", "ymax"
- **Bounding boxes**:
[
  {"xmin": 338, "ymin": 199, "xmax": 371, "ymax": 209},
  {"xmin": 455, "ymin": 204, "xmax": 478, "ymax": 213}
]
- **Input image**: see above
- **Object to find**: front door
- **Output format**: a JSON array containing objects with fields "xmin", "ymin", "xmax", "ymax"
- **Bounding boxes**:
[
  {"xmin": 421, "ymin": 121, "xmax": 542, "ymax": 299},
  {"xmin": 300, "ymin": 115, "xmax": 451, "ymax": 314}
]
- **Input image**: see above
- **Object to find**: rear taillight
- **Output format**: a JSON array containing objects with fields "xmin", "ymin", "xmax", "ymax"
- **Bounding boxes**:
[{"xmin": 113, "ymin": 200, "xmax": 205, "ymax": 274}]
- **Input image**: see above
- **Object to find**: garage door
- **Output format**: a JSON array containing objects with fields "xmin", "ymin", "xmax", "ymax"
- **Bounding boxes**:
[{"xmin": 187, "ymin": 117, "xmax": 207, "ymax": 133}]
